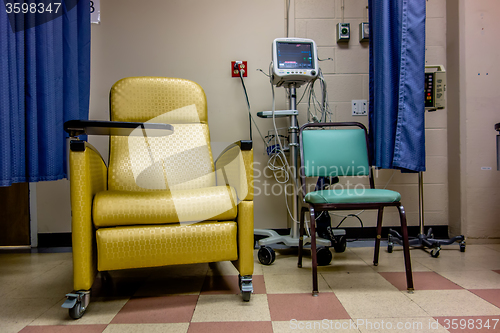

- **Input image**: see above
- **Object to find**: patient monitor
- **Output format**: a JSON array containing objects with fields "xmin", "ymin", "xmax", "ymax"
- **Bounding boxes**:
[{"xmin": 272, "ymin": 38, "xmax": 319, "ymax": 87}]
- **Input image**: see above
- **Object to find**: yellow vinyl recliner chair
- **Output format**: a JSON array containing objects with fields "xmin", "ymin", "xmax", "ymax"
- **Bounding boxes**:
[{"xmin": 62, "ymin": 77, "xmax": 255, "ymax": 319}]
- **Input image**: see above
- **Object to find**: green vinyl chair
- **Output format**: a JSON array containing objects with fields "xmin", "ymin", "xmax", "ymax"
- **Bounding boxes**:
[{"xmin": 297, "ymin": 122, "xmax": 414, "ymax": 295}]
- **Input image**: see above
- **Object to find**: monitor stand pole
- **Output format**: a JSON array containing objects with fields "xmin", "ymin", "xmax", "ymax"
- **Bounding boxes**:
[{"xmin": 254, "ymin": 83, "xmax": 343, "ymax": 265}]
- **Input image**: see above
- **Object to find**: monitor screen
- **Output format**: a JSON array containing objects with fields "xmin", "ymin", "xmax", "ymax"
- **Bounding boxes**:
[{"xmin": 276, "ymin": 42, "xmax": 314, "ymax": 70}]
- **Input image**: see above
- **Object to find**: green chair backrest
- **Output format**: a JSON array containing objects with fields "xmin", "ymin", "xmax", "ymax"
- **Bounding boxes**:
[{"xmin": 301, "ymin": 128, "xmax": 370, "ymax": 178}]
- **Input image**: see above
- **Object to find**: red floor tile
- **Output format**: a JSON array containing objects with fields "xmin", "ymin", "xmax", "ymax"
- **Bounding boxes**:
[
  {"xmin": 379, "ymin": 271, "xmax": 463, "ymax": 291},
  {"xmin": 469, "ymin": 289, "xmax": 500, "ymax": 308},
  {"xmin": 111, "ymin": 295, "xmax": 198, "ymax": 324},
  {"xmin": 433, "ymin": 316, "xmax": 500, "ymax": 332},
  {"xmin": 19, "ymin": 325, "xmax": 107, "ymax": 333},
  {"xmin": 200, "ymin": 275, "xmax": 266, "ymax": 295},
  {"xmin": 267, "ymin": 293, "xmax": 350, "ymax": 321},
  {"xmin": 188, "ymin": 321, "xmax": 273, "ymax": 333}
]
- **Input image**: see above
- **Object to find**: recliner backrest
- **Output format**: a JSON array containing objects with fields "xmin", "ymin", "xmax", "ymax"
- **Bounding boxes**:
[{"xmin": 107, "ymin": 77, "xmax": 215, "ymax": 191}]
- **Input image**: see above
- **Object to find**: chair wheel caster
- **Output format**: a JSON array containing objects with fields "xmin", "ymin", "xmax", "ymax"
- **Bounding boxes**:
[
  {"xmin": 459, "ymin": 241, "xmax": 466, "ymax": 252},
  {"xmin": 316, "ymin": 247, "xmax": 332, "ymax": 266},
  {"xmin": 333, "ymin": 235, "xmax": 347, "ymax": 253},
  {"xmin": 258, "ymin": 246, "xmax": 275, "ymax": 265},
  {"xmin": 62, "ymin": 291, "xmax": 90, "ymax": 320},
  {"xmin": 68, "ymin": 301, "xmax": 85, "ymax": 319},
  {"xmin": 239, "ymin": 275, "xmax": 253, "ymax": 302},
  {"xmin": 387, "ymin": 242, "xmax": 394, "ymax": 253},
  {"xmin": 431, "ymin": 247, "xmax": 441, "ymax": 258},
  {"xmin": 242, "ymin": 291, "xmax": 251, "ymax": 302}
]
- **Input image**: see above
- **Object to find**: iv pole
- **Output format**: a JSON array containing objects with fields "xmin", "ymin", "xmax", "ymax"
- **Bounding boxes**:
[{"xmin": 253, "ymin": 83, "xmax": 337, "ymax": 265}]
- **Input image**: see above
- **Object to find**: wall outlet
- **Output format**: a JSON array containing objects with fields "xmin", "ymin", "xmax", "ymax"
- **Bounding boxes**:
[
  {"xmin": 352, "ymin": 100, "xmax": 368, "ymax": 116},
  {"xmin": 231, "ymin": 61, "xmax": 247, "ymax": 77}
]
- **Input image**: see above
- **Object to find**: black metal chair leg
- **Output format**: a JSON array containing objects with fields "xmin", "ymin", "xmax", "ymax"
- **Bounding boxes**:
[
  {"xmin": 397, "ymin": 205, "xmax": 414, "ymax": 292},
  {"xmin": 309, "ymin": 204, "xmax": 319, "ymax": 296},
  {"xmin": 373, "ymin": 207, "xmax": 384, "ymax": 266},
  {"xmin": 298, "ymin": 207, "xmax": 306, "ymax": 268}
]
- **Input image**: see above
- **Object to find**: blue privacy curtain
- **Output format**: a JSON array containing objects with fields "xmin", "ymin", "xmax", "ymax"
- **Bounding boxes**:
[
  {"xmin": 0, "ymin": 1, "xmax": 90, "ymax": 186},
  {"xmin": 368, "ymin": 0, "xmax": 426, "ymax": 172}
]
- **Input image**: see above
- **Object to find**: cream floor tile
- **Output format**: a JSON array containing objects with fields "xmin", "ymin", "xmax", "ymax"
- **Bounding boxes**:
[
  {"xmin": 350, "ymin": 246, "xmax": 430, "ymax": 272},
  {"xmin": 191, "ymin": 294, "xmax": 271, "ymax": 322},
  {"xmin": 437, "ymin": 270, "xmax": 500, "ymax": 289},
  {"xmin": 31, "ymin": 297, "xmax": 129, "ymax": 325},
  {"xmin": 405, "ymin": 290, "xmax": 500, "ymax": 317},
  {"xmin": 264, "ymin": 273, "xmax": 332, "ymax": 294},
  {"xmin": 320, "ymin": 250, "xmax": 378, "ymax": 273},
  {"xmin": 261, "ymin": 255, "xmax": 312, "ymax": 276},
  {"xmin": 0, "ymin": 273, "xmax": 35, "ymax": 298},
  {"xmin": 272, "ymin": 319, "xmax": 361, "ymax": 332},
  {"xmin": 3, "ymin": 262, "xmax": 73, "ymax": 299},
  {"xmin": 0, "ymin": 253, "xmax": 72, "ymax": 298},
  {"xmin": 103, "ymin": 323, "xmax": 189, "ymax": 333},
  {"xmin": 413, "ymin": 255, "xmax": 490, "ymax": 272},
  {"xmin": 356, "ymin": 317, "xmax": 449, "ymax": 333},
  {"xmin": 0, "ymin": 252, "xmax": 72, "ymax": 268},
  {"xmin": 335, "ymin": 290, "xmax": 429, "ymax": 319},
  {"xmin": 484, "ymin": 244, "xmax": 500, "ymax": 252},
  {"xmin": 296, "ymin": 251, "xmax": 375, "ymax": 274},
  {"xmin": 349, "ymin": 245, "xmax": 431, "ymax": 259},
  {"xmin": 367, "ymin": 258, "xmax": 431, "ymax": 272},
  {"xmin": 456, "ymin": 244, "xmax": 500, "ymax": 257},
  {"xmin": 0, "ymin": 297, "xmax": 62, "ymax": 333},
  {"xmin": 322, "ymin": 271, "xmax": 400, "ymax": 294},
  {"xmin": 261, "ymin": 248, "xmax": 374, "ymax": 276},
  {"xmin": 470, "ymin": 255, "xmax": 500, "ymax": 270}
]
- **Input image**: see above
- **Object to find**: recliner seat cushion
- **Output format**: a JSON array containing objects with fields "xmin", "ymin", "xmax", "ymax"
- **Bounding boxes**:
[
  {"xmin": 93, "ymin": 186, "xmax": 237, "ymax": 228},
  {"xmin": 96, "ymin": 221, "xmax": 238, "ymax": 271}
]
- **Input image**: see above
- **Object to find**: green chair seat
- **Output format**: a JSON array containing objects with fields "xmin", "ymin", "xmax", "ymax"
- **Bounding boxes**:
[{"xmin": 304, "ymin": 189, "xmax": 401, "ymax": 204}]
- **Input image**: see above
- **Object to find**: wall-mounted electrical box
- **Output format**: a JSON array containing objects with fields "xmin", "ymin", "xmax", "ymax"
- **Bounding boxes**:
[
  {"xmin": 352, "ymin": 100, "xmax": 368, "ymax": 116},
  {"xmin": 359, "ymin": 22, "xmax": 369, "ymax": 42},
  {"xmin": 337, "ymin": 23, "xmax": 350, "ymax": 42},
  {"xmin": 425, "ymin": 65, "xmax": 446, "ymax": 111}
]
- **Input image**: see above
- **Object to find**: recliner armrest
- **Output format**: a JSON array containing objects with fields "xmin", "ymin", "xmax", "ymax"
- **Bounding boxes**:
[
  {"xmin": 69, "ymin": 141, "xmax": 108, "ymax": 291},
  {"xmin": 215, "ymin": 140, "xmax": 253, "ymax": 202},
  {"xmin": 64, "ymin": 120, "xmax": 173, "ymax": 138}
]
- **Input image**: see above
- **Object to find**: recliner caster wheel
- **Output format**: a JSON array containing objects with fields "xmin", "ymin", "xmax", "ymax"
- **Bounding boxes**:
[
  {"xmin": 68, "ymin": 301, "xmax": 85, "ymax": 319},
  {"xmin": 430, "ymin": 247, "xmax": 440, "ymax": 258},
  {"xmin": 333, "ymin": 236, "xmax": 347, "ymax": 253},
  {"xmin": 387, "ymin": 242, "xmax": 394, "ymax": 253},
  {"xmin": 459, "ymin": 241, "xmax": 466, "ymax": 252},
  {"xmin": 258, "ymin": 246, "xmax": 275, "ymax": 265},
  {"xmin": 242, "ymin": 291, "xmax": 251, "ymax": 302},
  {"xmin": 316, "ymin": 247, "xmax": 332, "ymax": 266}
]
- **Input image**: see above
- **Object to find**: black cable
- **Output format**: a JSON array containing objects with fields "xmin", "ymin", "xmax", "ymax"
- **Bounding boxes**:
[
  {"xmin": 239, "ymin": 69, "xmax": 252, "ymax": 141},
  {"xmin": 334, "ymin": 214, "xmax": 364, "ymax": 242}
]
